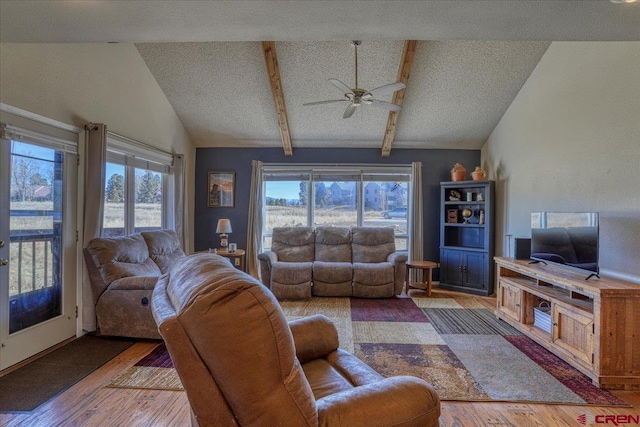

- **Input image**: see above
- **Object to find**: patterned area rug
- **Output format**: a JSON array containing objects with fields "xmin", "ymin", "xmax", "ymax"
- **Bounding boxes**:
[{"xmin": 107, "ymin": 291, "xmax": 628, "ymax": 406}]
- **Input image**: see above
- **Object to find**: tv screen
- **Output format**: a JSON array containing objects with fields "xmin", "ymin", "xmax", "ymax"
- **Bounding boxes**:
[{"xmin": 530, "ymin": 212, "xmax": 599, "ymax": 274}]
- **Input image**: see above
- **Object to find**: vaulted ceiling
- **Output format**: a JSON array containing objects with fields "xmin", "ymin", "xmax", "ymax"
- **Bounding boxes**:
[{"xmin": 2, "ymin": 1, "xmax": 638, "ymax": 156}]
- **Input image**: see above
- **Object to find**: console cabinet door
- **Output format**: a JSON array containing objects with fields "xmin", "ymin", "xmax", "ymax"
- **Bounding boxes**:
[
  {"xmin": 552, "ymin": 303, "xmax": 594, "ymax": 367},
  {"xmin": 440, "ymin": 249, "xmax": 464, "ymax": 286},
  {"xmin": 497, "ymin": 280, "xmax": 522, "ymax": 322},
  {"xmin": 463, "ymin": 252, "xmax": 487, "ymax": 289}
]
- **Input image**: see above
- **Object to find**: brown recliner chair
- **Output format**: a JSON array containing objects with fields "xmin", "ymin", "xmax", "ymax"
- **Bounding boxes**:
[{"xmin": 152, "ymin": 253, "xmax": 440, "ymax": 427}]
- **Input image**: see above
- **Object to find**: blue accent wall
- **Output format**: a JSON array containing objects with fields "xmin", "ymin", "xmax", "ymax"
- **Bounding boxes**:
[{"xmin": 195, "ymin": 147, "xmax": 480, "ymax": 265}]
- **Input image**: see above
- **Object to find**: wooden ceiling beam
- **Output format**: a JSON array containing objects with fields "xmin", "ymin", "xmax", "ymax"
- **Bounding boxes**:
[
  {"xmin": 262, "ymin": 41, "xmax": 293, "ymax": 157},
  {"xmin": 381, "ymin": 40, "xmax": 417, "ymax": 158}
]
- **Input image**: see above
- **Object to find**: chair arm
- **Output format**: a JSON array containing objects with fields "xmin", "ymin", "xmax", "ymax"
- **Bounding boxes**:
[
  {"xmin": 388, "ymin": 252, "xmax": 408, "ymax": 294},
  {"xmin": 258, "ymin": 251, "xmax": 278, "ymax": 265},
  {"xmin": 387, "ymin": 252, "xmax": 408, "ymax": 265},
  {"xmin": 288, "ymin": 314, "xmax": 339, "ymax": 363},
  {"xmin": 257, "ymin": 251, "xmax": 278, "ymax": 288},
  {"xmin": 317, "ymin": 376, "xmax": 440, "ymax": 427}
]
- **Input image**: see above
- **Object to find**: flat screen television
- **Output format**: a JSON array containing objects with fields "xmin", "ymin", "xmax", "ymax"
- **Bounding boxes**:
[{"xmin": 530, "ymin": 212, "xmax": 599, "ymax": 277}]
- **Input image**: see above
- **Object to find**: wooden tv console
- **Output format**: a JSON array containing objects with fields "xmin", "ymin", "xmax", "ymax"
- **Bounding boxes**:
[{"xmin": 494, "ymin": 257, "xmax": 640, "ymax": 390}]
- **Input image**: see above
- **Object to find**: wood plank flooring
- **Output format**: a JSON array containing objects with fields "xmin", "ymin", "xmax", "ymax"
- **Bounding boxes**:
[{"xmin": 1, "ymin": 290, "xmax": 638, "ymax": 427}]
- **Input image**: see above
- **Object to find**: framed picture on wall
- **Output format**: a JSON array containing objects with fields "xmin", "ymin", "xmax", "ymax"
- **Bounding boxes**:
[{"xmin": 208, "ymin": 171, "xmax": 235, "ymax": 207}]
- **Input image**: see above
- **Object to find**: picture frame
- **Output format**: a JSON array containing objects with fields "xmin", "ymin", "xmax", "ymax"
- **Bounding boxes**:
[{"xmin": 208, "ymin": 171, "xmax": 235, "ymax": 207}]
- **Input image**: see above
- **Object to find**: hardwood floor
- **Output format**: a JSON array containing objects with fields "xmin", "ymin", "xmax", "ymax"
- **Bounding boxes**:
[{"xmin": 1, "ymin": 291, "xmax": 638, "ymax": 427}]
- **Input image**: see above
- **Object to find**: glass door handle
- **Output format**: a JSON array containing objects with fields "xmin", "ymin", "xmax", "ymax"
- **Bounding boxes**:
[{"xmin": 0, "ymin": 240, "xmax": 4, "ymax": 247}]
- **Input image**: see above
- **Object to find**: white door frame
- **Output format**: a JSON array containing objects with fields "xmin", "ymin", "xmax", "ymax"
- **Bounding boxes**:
[{"xmin": 0, "ymin": 109, "xmax": 80, "ymax": 371}]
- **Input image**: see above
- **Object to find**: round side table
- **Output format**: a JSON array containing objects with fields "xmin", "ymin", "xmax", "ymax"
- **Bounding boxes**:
[{"xmin": 405, "ymin": 260, "xmax": 438, "ymax": 296}]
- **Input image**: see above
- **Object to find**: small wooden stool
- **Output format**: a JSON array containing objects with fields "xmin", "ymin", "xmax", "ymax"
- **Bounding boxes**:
[{"xmin": 405, "ymin": 260, "xmax": 438, "ymax": 296}]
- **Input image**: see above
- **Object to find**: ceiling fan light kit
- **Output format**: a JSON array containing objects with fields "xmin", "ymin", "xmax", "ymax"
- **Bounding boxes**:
[{"xmin": 303, "ymin": 40, "xmax": 406, "ymax": 119}]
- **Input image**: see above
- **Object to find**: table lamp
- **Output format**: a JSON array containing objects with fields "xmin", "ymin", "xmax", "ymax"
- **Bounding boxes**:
[{"xmin": 216, "ymin": 219, "xmax": 232, "ymax": 249}]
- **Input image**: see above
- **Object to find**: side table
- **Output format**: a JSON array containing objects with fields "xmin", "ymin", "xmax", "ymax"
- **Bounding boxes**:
[
  {"xmin": 212, "ymin": 248, "xmax": 246, "ymax": 272},
  {"xmin": 405, "ymin": 260, "xmax": 438, "ymax": 296}
]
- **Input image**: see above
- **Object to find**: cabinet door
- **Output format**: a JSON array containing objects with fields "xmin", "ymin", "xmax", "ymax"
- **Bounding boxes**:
[
  {"xmin": 440, "ymin": 249, "xmax": 463, "ymax": 286},
  {"xmin": 497, "ymin": 280, "xmax": 522, "ymax": 322},
  {"xmin": 463, "ymin": 252, "xmax": 487, "ymax": 289},
  {"xmin": 552, "ymin": 303, "xmax": 594, "ymax": 367}
]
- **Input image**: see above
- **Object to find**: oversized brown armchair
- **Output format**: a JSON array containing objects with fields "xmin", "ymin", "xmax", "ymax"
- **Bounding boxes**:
[{"xmin": 152, "ymin": 254, "xmax": 440, "ymax": 427}]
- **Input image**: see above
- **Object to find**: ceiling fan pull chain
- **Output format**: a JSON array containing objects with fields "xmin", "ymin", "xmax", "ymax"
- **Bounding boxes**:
[{"xmin": 354, "ymin": 41, "xmax": 359, "ymax": 89}]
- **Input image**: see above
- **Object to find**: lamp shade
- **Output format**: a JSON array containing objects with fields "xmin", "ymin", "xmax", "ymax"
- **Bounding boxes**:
[{"xmin": 216, "ymin": 219, "xmax": 232, "ymax": 234}]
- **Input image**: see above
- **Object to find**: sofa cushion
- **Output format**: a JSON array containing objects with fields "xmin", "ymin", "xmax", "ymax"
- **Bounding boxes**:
[
  {"xmin": 312, "ymin": 261, "xmax": 353, "ymax": 297},
  {"xmin": 87, "ymin": 234, "xmax": 162, "ymax": 285},
  {"xmin": 302, "ymin": 358, "xmax": 354, "ymax": 400},
  {"xmin": 352, "ymin": 262, "xmax": 395, "ymax": 286},
  {"xmin": 141, "ymin": 229, "xmax": 186, "ymax": 274},
  {"xmin": 271, "ymin": 227, "xmax": 315, "ymax": 262},
  {"xmin": 109, "ymin": 276, "xmax": 159, "ymax": 291},
  {"xmin": 313, "ymin": 261, "xmax": 352, "ymax": 284},
  {"xmin": 271, "ymin": 261, "xmax": 313, "ymax": 285},
  {"xmin": 315, "ymin": 226, "xmax": 351, "ymax": 262},
  {"xmin": 351, "ymin": 227, "xmax": 396, "ymax": 263}
]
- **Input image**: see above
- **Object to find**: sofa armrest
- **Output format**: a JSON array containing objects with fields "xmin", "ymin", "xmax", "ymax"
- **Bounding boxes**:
[
  {"xmin": 83, "ymin": 248, "xmax": 109, "ymax": 304},
  {"xmin": 317, "ymin": 376, "xmax": 440, "ymax": 427},
  {"xmin": 387, "ymin": 252, "xmax": 408, "ymax": 265},
  {"xmin": 388, "ymin": 252, "xmax": 408, "ymax": 295},
  {"xmin": 258, "ymin": 251, "xmax": 278, "ymax": 265},
  {"xmin": 289, "ymin": 314, "xmax": 339, "ymax": 363},
  {"xmin": 257, "ymin": 251, "xmax": 278, "ymax": 287}
]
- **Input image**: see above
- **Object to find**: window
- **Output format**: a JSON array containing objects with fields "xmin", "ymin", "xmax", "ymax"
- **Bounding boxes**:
[
  {"xmin": 262, "ymin": 165, "xmax": 411, "ymax": 251},
  {"xmin": 102, "ymin": 133, "xmax": 171, "ymax": 237},
  {"xmin": 313, "ymin": 177, "xmax": 358, "ymax": 228},
  {"xmin": 104, "ymin": 163, "xmax": 125, "ymax": 237},
  {"xmin": 134, "ymin": 168, "xmax": 163, "ymax": 233}
]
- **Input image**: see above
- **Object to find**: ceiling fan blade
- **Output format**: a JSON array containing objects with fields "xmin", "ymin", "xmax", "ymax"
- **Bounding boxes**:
[
  {"xmin": 343, "ymin": 104, "xmax": 357, "ymax": 119},
  {"xmin": 303, "ymin": 99, "xmax": 348, "ymax": 106},
  {"xmin": 329, "ymin": 79, "xmax": 355, "ymax": 95},
  {"xmin": 369, "ymin": 100, "xmax": 402, "ymax": 112},
  {"xmin": 368, "ymin": 82, "xmax": 406, "ymax": 98}
]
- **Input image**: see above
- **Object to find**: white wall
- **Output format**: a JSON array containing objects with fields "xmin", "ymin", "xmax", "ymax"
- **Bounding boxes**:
[
  {"xmin": 0, "ymin": 43, "xmax": 195, "ymax": 251},
  {"xmin": 482, "ymin": 42, "xmax": 640, "ymax": 282}
]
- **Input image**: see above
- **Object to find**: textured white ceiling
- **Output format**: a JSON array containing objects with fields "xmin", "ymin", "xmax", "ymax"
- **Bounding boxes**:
[
  {"xmin": 395, "ymin": 41, "xmax": 552, "ymax": 148},
  {"xmin": 135, "ymin": 42, "xmax": 282, "ymax": 146},
  {"xmin": 2, "ymin": 1, "xmax": 637, "ymax": 152},
  {"xmin": 136, "ymin": 40, "xmax": 550, "ymax": 149}
]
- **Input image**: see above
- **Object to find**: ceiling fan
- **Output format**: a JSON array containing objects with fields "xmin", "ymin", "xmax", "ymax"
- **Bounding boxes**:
[{"xmin": 303, "ymin": 41, "xmax": 406, "ymax": 119}]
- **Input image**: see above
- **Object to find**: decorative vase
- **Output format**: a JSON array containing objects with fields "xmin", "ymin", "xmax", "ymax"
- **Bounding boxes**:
[
  {"xmin": 471, "ymin": 166, "xmax": 486, "ymax": 181},
  {"xmin": 450, "ymin": 163, "xmax": 467, "ymax": 182}
]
